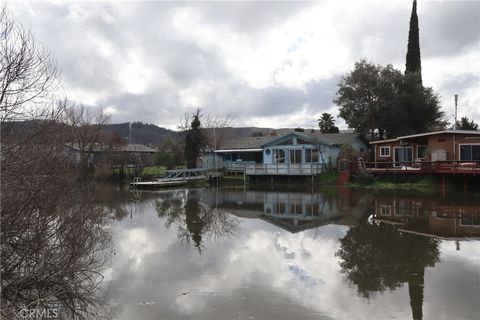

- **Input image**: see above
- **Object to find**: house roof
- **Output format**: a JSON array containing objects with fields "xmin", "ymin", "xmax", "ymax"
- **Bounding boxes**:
[
  {"xmin": 217, "ymin": 136, "xmax": 275, "ymax": 151},
  {"xmin": 370, "ymin": 130, "xmax": 480, "ymax": 145},
  {"xmin": 216, "ymin": 131, "xmax": 364, "ymax": 151}
]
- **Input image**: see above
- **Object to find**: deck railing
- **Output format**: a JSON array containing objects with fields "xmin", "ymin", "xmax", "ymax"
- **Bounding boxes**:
[
  {"xmin": 348, "ymin": 160, "xmax": 480, "ymax": 175},
  {"xmin": 224, "ymin": 161, "xmax": 255, "ymax": 172},
  {"xmin": 245, "ymin": 163, "xmax": 324, "ymax": 176}
]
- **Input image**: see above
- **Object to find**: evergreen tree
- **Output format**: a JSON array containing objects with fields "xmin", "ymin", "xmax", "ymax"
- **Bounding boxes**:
[
  {"xmin": 335, "ymin": 60, "xmax": 403, "ymax": 139},
  {"xmin": 392, "ymin": 73, "xmax": 446, "ymax": 136},
  {"xmin": 184, "ymin": 109, "xmax": 203, "ymax": 168},
  {"xmin": 456, "ymin": 116, "xmax": 479, "ymax": 131},
  {"xmin": 406, "ymin": 0, "xmax": 422, "ymax": 83},
  {"xmin": 335, "ymin": 60, "xmax": 445, "ymax": 139}
]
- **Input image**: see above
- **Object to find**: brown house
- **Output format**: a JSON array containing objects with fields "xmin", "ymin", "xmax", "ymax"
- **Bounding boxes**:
[{"xmin": 370, "ymin": 130, "xmax": 480, "ymax": 167}]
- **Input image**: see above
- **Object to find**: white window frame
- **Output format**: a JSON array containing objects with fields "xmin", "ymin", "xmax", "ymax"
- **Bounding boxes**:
[
  {"xmin": 458, "ymin": 143, "xmax": 480, "ymax": 161},
  {"xmin": 393, "ymin": 146, "xmax": 413, "ymax": 167},
  {"xmin": 380, "ymin": 205, "xmax": 391, "ymax": 216},
  {"xmin": 379, "ymin": 146, "xmax": 391, "ymax": 157}
]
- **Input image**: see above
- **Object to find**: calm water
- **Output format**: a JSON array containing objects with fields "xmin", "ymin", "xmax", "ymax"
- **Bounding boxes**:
[{"xmin": 97, "ymin": 185, "xmax": 480, "ymax": 320}]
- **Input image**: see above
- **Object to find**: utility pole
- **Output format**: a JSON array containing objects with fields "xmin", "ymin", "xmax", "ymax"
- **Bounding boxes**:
[
  {"xmin": 213, "ymin": 126, "xmax": 217, "ymax": 171},
  {"xmin": 454, "ymin": 94, "xmax": 458, "ymax": 130},
  {"xmin": 129, "ymin": 122, "xmax": 132, "ymax": 144}
]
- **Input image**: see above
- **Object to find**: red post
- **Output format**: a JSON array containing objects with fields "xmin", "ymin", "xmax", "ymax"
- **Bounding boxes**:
[{"xmin": 442, "ymin": 175, "xmax": 446, "ymax": 198}]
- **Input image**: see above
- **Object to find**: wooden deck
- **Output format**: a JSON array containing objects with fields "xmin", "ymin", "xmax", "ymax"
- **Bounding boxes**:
[
  {"xmin": 245, "ymin": 163, "xmax": 324, "ymax": 176},
  {"xmin": 350, "ymin": 160, "xmax": 480, "ymax": 175}
]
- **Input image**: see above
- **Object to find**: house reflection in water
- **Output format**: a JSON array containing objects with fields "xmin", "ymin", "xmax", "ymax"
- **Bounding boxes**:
[
  {"xmin": 201, "ymin": 188, "xmax": 372, "ymax": 233},
  {"xmin": 372, "ymin": 196, "xmax": 480, "ymax": 240}
]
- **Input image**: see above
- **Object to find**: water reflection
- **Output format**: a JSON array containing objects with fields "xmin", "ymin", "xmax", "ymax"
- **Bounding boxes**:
[
  {"xmin": 104, "ymin": 186, "xmax": 479, "ymax": 320},
  {"xmin": 372, "ymin": 195, "xmax": 480, "ymax": 239},
  {"xmin": 155, "ymin": 189, "xmax": 239, "ymax": 252},
  {"xmin": 2, "ymin": 189, "xmax": 113, "ymax": 319},
  {"xmin": 201, "ymin": 187, "xmax": 372, "ymax": 232},
  {"xmin": 336, "ymin": 223, "xmax": 440, "ymax": 320}
]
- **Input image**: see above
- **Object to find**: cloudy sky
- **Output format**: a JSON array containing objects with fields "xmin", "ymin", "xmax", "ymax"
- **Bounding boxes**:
[{"xmin": 9, "ymin": 0, "xmax": 480, "ymax": 130}]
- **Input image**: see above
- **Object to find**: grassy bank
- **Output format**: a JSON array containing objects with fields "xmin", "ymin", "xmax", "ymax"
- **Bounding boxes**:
[
  {"xmin": 111, "ymin": 166, "xmax": 167, "ymax": 178},
  {"xmin": 315, "ymin": 170, "xmax": 338, "ymax": 185},
  {"xmin": 347, "ymin": 173, "xmax": 438, "ymax": 191}
]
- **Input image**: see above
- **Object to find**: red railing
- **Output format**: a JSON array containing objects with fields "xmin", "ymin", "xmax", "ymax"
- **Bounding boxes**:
[{"xmin": 347, "ymin": 160, "xmax": 480, "ymax": 175}]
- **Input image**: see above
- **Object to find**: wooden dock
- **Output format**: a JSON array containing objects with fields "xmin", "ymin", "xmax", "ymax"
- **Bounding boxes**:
[{"xmin": 130, "ymin": 168, "xmax": 207, "ymax": 188}]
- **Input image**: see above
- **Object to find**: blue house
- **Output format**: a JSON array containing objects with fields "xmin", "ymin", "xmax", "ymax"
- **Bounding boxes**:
[{"xmin": 204, "ymin": 130, "xmax": 367, "ymax": 176}]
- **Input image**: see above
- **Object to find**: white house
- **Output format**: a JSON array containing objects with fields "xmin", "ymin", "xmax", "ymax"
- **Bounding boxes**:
[{"xmin": 203, "ymin": 130, "xmax": 367, "ymax": 176}]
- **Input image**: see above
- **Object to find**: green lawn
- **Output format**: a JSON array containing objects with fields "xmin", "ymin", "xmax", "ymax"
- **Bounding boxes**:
[
  {"xmin": 112, "ymin": 166, "xmax": 167, "ymax": 177},
  {"xmin": 141, "ymin": 166, "xmax": 167, "ymax": 176},
  {"xmin": 347, "ymin": 177, "xmax": 437, "ymax": 191},
  {"xmin": 315, "ymin": 170, "xmax": 339, "ymax": 185}
]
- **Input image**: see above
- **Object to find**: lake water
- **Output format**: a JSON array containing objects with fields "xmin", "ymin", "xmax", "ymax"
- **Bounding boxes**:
[{"xmin": 98, "ymin": 184, "xmax": 480, "ymax": 320}]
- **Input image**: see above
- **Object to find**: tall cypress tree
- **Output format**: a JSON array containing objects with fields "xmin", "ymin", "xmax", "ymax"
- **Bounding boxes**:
[
  {"xmin": 405, "ymin": 0, "xmax": 422, "ymax": 84},
  {"xmin": 184, "ymin": 109, "xmax": 203, "ymax": 168}
]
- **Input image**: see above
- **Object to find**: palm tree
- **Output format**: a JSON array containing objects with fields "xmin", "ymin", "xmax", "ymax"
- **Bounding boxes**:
[{"xmin": 318, "ymin": 113, "xmax": 339, "ymax": 133}]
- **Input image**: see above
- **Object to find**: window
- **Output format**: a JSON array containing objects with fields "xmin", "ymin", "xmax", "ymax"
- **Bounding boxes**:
[
  {"xmin": 273, "ymin": 149, "xmax": 285, "ymax": 163},
  {"xmin": 461, "ymin": 216, "xmax": 480, "ymax": 226},
  {"xmin": 289, "ymin": 149, "xmax": 302, "ymax": 164},
  {"xmin": 380, "ymin": 146, "xmax": 390, "ymax": 157},
  {"xmin": 276, "ymin": 202, "xmax": 286, "ymax": 214},
  {"xmin": 380, "ymin": 206, "xmax": 391, "ymax": 216},
  {"xmin": 305, "ymin": 149, "xmax": 319, "ymax": 163},
  {"xmin": 460, "ymin": 145, "xmax": 480, "ymax": 161},
  {"xmin": 417, "ymin": 145, "xmax": 427, "ymax": 159}
]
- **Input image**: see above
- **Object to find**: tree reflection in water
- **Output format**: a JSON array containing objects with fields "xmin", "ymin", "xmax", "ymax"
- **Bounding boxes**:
[
  {"xmin": 156, "ymin": 190, "xmax": 239, "ymax": 253},
  {"xmin": 336, "ymin": 223, "xmax": 440, "ymax": 320},
  {"xmin": 2, "ymin": 189, "xmax": 113, "ymax": 319},
  {"xmin": 1, "ymin": 122, "xmax": 113, "ymax": 318}
]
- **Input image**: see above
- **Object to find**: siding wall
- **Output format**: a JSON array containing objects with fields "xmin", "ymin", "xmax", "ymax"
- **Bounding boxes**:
[{"xmin": 373, "ymin": 133, "xmax": 480, "ymax": 162}]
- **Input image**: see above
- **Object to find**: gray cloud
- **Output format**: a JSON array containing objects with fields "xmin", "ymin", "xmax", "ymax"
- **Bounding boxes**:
[
  {"xmin": 9, "ymin": 1, "xmax": 480, "ymax": 128},
  {"xmin": 191, "ymin": 1, "xmax": 317, "ymax": 34},
  {"xmin": 422, "ymin": 1, "xmax": 480, "ymax": 57}
]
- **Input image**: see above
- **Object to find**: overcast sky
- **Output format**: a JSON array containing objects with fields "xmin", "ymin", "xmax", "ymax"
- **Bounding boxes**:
[{"xmin": 9, "ymin": 0, "xmax": 480, "ymax": 130}]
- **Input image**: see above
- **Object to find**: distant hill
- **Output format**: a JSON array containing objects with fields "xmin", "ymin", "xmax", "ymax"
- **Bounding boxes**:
[
  {"xmin": 99, "ymin": 123, "xmax": 351, "ymax": 147},
  {"xmin": 100, "ymin": 123, "xmax": 281, "ymax": 147},
  {"xmin": 100, "ymin": 122, "xmax": 179, "ymax": 147},
  {"xmin": 5, "ymin": 120, "xmax": 333, "ymax": 147}
]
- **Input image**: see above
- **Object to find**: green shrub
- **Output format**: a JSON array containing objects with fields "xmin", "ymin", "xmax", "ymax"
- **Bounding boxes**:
[{"xmin": 352, "ymin": 172, "xmax": 376, "ymax": 185}]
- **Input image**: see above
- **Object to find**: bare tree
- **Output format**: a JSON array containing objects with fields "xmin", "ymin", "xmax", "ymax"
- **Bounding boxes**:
[
  {"xmin": 202, "ymin": 113, "xmax": 236, "ymax": 149},
  {"xmin": 64, "ymin": 104, "xmax": 111, "ymax": 179},
  {"xmin": 0, "ymin": 6, "xmax": 62, "ymax": 122},
  {"xmin": 1, "ymin": 7, "xmax": 113, "ymax": 319},
  {"xmin": 178, "ymin": 111, "xmax": 236, "ymax": 149},
  {"xmin": 1, "ymin": 112, "xmax": 113, "ymax": 319}
]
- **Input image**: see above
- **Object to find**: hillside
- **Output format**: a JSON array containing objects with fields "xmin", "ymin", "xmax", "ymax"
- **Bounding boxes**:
[
  {"xmin": 100, "ymin": 123, "xmax": 279, "ymax": 147},
  {"xmin": 100, "ymin": 122, "xmax": 179, "ymax": 147}
]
